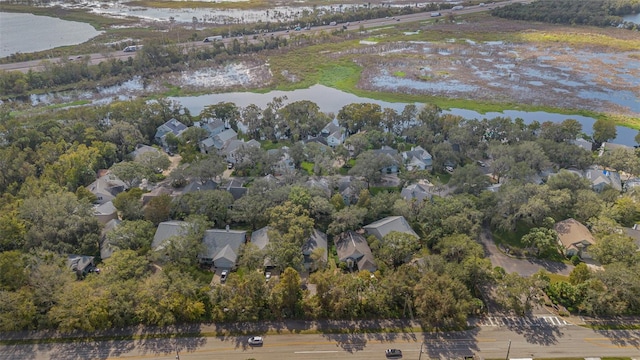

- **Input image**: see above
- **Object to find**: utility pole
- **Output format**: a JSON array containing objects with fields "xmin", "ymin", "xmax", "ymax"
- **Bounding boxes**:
[{"xmin": 505, "ymin": 339, "xmax": 512, "ymax": 360}]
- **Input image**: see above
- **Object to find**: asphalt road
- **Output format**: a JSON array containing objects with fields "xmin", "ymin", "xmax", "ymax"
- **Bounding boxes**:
[
  {"xmin": 479, "ymin": 227, "xmax": 575, "ymax": 277},
  {"xmin": 0, "ymin": 0, "xmax": 530, "ymax": 73},
  {"xmin": 1, "ymin": 324, "xmax": 638, "ymax": 360}
]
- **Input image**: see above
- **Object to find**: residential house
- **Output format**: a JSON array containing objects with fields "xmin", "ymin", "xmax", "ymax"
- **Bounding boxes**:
[
  {"xmin": 67, "ymin": 255, "xmax": 98, "ymax": 278},
  {"xmin": 554, "ymin": 218, "xmax": 597, "ymax": 259},
  {"xmin": 86, "ymin": 171, "xmax": 127, "ymax": 205},
  {"xmin": 212, "ymin": 129, "xmax": 238, "ymax": 150},
  {"xmin": 335, "ymin": 231, "xmax": 377, "ymax": 273},
  {"xmin": 363, "ymin": 216, "xmax": 419, "ymax": 241},
  {"xmin": 182, "ymin": 179, "xmax": 218, "ymax": 194},
  {"xmin": 94, "ymin": 200, "xmax": 118, "ymax": 225},
  {"xmin": 100, "ymin": 218, "xmax": 121, "ymax": 260},
  {"xmin": 321, "ymin": 120, "xmax": 346, "ymax": 147},
  {"xmin": 400, "ymin": 182, "xmax": 433, "ymax": 203},
  {"xmin": 402, "ymin": 146, "xmax": 433, "ymax": 171},
  {"xmin": 152, "ymin": 220, "xmax": 189, "ymax": 251},
  {"xmin": 225, "ymin": 179, "xmax": 247, "ymax": 200},
  {"xmin": 337, "ymin": 176, "xmax": 364, "ymax": 205},
  {"xmin": 199, "ymin": 137, "xmax": 217, "ymax": 154},
  {"xmin": 128, "ymin": 144, "xmax": 162, "ymax": 160},
  {"xmin": 200, "ymin": 227, "xmax": 247, "ymax": 269},
  {"xmin": 250, "ymin": 226, "xmax": 273, "ymax": 268},
  {"xmin": 373, "ymin": 146, "xmax": 400, "ymax": 173},
  {"xmin": 585, "ymin": 167, "xmax": 622, "ymax": 192},
  {"xmin": 221, "ymin": 139, "xmax": 261, "ymax": 164},
  {"xmin": 302, "ymin": 229, "xmax": 328, "ymax": 271},
  {"xmin": 142, "ymin": 186, "xmax": 172, "ymax": 205},
  {"xmin": 155, "ymin": 119, "xmax": 188, "ymax": 149},
  {"xmin": 201, "ymin": 119, "xmax": 226, "ymax": 137},
  {"xmin": 305, "ymin": 177, "xmax": 331, "ymax": 197},
  {"xmin": 269, "ymin": 148, "xmax": 296, "ymax": 176},
  {"xmin": 571, "ymin": 138, "xmax": 593, "ymax": 152}
]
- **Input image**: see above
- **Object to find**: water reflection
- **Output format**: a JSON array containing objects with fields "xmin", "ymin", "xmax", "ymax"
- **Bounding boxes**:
[{"xmin": 170, "ymin": 84, "xmax": 638, "ymax": 146}]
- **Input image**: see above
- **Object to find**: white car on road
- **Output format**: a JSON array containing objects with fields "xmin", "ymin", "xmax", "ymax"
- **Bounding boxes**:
[{"xmin": 248, "ymin": 336, "xmax": 263, "ymax": 346}]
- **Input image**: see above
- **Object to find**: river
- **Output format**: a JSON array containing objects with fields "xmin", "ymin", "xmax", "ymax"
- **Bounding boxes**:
[
  {"xmin": 170, "ymin": 84, "xmax": 638, "ymax": 146},
  {"xmin": 0, "ymin": 12, "xmax": 102, "ymax": 58}
]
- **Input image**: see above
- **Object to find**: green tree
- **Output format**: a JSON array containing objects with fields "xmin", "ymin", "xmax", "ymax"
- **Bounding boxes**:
[
  {"xmin": 144, "ymin": 194, "xmax": 173, "ymax": 225},
  {"xmin": 592, "ymin": 118, "xmax": 617, "ymax": 147},
  {"xmin": 327, "ymin": 206, "xmax": 367, "ymax": 235},
  {"xmin": 377, "ymin": 231, "xmax": 421, "ymax": 267},
  {"xmin": 413, "ymin": 272, "xmax": 477, "ymax": 329},
  {"xmin": 105, "ymin": 220, "xmax": 156, "ymax": 254},
  {"xmin": 20, "ymin": 192, "xmax": 100, "ymax": 255},
  {"xmin": 113, "ymin": 188, "xmax": 145, "ymax": 221},
  {"xmin": 590, "ymin": 233, "xmax": 639, "ymax": 266},
  {"xmin": 521, "ymin": 227, "xmax": 560, "ymax": 257},
  {"xmin": 448, "ymin": 164, "xmax": 491, "ymax": 195},
  {"xmin": 0, "ymin": 250, "xmax": 29, "ymax": 291},
  {"xmin": 270, "ymin": 267, "xmax": 302, "ymax": 319}
]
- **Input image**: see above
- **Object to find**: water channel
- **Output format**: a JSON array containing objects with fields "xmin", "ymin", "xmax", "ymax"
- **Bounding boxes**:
[
  {"xmin": 0, "ymin": 12, "xmax": 102, "ymax": 58},
  {"xmin": 170, "ymin": 84, "xmax": 638, "ymax": 146}
]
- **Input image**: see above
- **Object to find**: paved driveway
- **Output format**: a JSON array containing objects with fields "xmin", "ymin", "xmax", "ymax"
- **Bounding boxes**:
[{"xmin": 480, "ymin": 227, "xmax": 574, "ymax": 277}]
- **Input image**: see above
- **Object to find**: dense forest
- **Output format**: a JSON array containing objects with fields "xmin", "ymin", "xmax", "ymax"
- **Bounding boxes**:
[
  {"xmin": 492, "ymin": 0, "xmax": 640, "ymax": 29},
  {"xmin": 1, "ymin": 96, "xmax": 640, "ymax": 332}
]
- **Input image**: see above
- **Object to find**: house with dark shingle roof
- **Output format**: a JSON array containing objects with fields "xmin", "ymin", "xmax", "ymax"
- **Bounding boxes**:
[
  {"xmin": 200, "ymin": 227, "xmax": 247, "ymax": 269},
  {"xmin": 321, "ymin": 120, "xmax": 346, "ymax": 147},
  {"xmin": 249, "ymin": 226, "xmax": 273, "ymax": 268},
  {"xmin": 152, "ymin": 220, "xmax": 189, "ymax": 251},
  {"xmin": 335, "ymin": 231, "xmax": 377, "ymax": 273},
  {"xmin": 400, "ymin": 182, "xmax": 433, "ymax": 203},
  {"xmin": 86, "ymin": 172, "xmax": 127, "ymax": 205},
  {"xmin": 554, "ymin": 218, "xmax": 596, "ymax": 259},
  {"xmin": 94, "ymin": 200, "xmax": 118, "ymax": 225},
  {"xmin": 302, "ymin": 229, "xmax": 328, "ymax": 271},
  {"xmin": 586, "ymin": 167, "xmax": 622, "ymax": 192},
  {"xmin": 182, "ymin": 179, "xmax": 218, "ymax": 194},
  {"xmin": 155, "ymin": 119, "xmax": 188, "ymax": 149},
  {"xmin": 363, "ymin": 216, "xmax": 419, "ymax": 241},
  {"xmin": 373, "ymin": 146, "xmax": 401, "ymax": 173},
  {"xmin": 402, "ymin": 146, "xmax": 433, "ymax": 171},
  {"xmin": 100, "ymin": 218, "xmax": 121, "ymax": 260}
]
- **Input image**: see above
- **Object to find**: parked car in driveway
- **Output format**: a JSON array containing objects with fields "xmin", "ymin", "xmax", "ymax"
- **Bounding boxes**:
[
  {"xmin": 248, "ymin": 336, "xmax": 263, "ymax": 346},
  {"xmin": 385, "ymin": 348, "xmax": 402, "ymax": 358},
  {"xmin": 220, "ymin": 270, "xmax": 228, "ymax": 283},
  {"xmin": 265, "ymin": 271, "xmax": 272, "ymax": 282}
]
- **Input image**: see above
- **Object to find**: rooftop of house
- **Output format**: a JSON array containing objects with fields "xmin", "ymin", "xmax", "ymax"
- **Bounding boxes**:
[
  {"xmin": 554, "ymin": 218, "xmax": 596, "ymax": 250},
  {"xmin": 152, "ymin": 220, "xmax": 189, "ymax": 250},
  {"xmin": 363, "ymin": 216, "xmax": 419, "ymax": 240}
]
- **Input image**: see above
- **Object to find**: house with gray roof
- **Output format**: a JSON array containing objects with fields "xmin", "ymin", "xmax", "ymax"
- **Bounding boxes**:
[
  {"xmin": 225, "ymin": 179, "xmax": 247, "ymax": 200},
  {"xmin": 86, "ymin": 172, "xmax": 127, "ymax": 205},
  {"xmin": 335, "ymin": 231, "xmax": 377, "ymax": 273},
  {"xmin": 373, "ymin": 146, "xmax": 401, "ymax": 173},
  {"xmin": 221, "ymin": 139, "xmax": 261, "ymax": 164},
  {"xmin": 182, "ymin": 179, "xmax": 218, "ymax": 194},
  {"xmin": 571, "ymin": 138, "xmax": 593, "ymax": 152},
  {"xmin": 67, "ymin": 255, "xmax": 98, "ymax": 278},
  {"xmin": 250, "ymin": 226, "xmax": 273, "ymax": 267},
  {"xmin": 129, "ymin": 144, "xmax": 162, "ymax": 160},
  {"xmin": 94, "ymin": 200, "xmax": 118, "ymax": 225},
  {"xmin": 200, "ymin": 227, "xmax": 247, "ymax": 269},
  {"xmin": 302, "ymin": 229, "xmax": 328, "ymax": 271},
  {"xmin": 212, "ymin": 128, "xmax": 238, "ymax": 150},
  {"xmin": 202, "ymin": 119, "xmax": 226, "ymax": 137},
  {"xmin": 624, "ymin": 177, "xmax": 640, "ymax": 192},
  {"xmin": 363, "ymin": 216, "xmax": 419, "ymax": 241},
  {"xmin": 321, "ymin": 120, "xmax": 346, "ymax": 147},
  {"xmin": 155, "ymin": 119, "xmax": 188, "ymax": 149},
  {"xmin": 100, "ymin": 218, "xmax": 121, "ymax": 260},
  {"xmin": 401, "ymin": 182, "xmax": 433, "ymax": 203},
  {"xmin": 586, "ymin": 167, "xmax": 622, "ymax": 192},
  {"xmin": 152, "ymin": 220, "xmax": 189, "ymax": 251},
  {"xmin": 402, "ymin": 146, "xmax": 433, "ymax": 171}
]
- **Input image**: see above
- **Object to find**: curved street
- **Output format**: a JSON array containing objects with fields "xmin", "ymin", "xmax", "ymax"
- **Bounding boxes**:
[{"xmin": 480, "ymin": 227, "xmax": 574, "ymax": 277}]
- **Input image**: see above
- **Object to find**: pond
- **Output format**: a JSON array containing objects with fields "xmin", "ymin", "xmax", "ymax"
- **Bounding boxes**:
[
  {"xmin": 170, "ymin": 84, "xmax": 638, "ymax": 146},
  {"xmin": 0, "ymin": 12, "xmax": 103, "ymax": 58}
]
